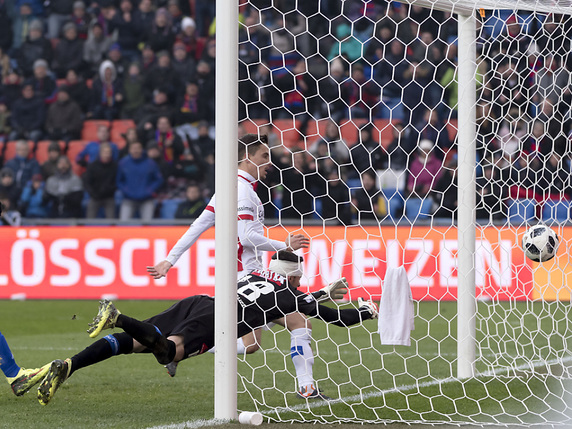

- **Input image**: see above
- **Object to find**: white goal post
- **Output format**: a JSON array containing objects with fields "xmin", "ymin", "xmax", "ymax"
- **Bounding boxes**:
[{"xmin": 213, "ymin": 0, "xmax": 572, "ymax": 424}]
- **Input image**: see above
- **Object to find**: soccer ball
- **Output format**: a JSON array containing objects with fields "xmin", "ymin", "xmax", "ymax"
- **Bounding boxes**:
[{"xmin": 521, "ymin": 225, "xmax": 559, "ymax": 262}]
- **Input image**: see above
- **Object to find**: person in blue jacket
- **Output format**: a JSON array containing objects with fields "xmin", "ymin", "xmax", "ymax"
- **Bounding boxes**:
[{"xmin": 117, "ymin": 140, "xmax": 163, "ymax": 221}]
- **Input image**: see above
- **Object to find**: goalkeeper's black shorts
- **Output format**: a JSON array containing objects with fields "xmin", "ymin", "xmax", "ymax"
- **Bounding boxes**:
[{"xmin": 145, "ymin": 295, "xmax": 215, "ymax": 359}]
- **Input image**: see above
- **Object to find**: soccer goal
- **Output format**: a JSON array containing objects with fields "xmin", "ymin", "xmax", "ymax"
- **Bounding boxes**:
[{"xmin": 214, "ymin": 0, "xmax": 572, "ymax": 425}]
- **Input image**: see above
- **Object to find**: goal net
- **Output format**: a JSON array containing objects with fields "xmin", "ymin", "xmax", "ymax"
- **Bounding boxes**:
[{"xmin": 233, "ymin": 0, "xmax": 572, "ymax": 425}]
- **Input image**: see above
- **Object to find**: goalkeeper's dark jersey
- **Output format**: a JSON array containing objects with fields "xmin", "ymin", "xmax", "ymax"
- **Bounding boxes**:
[{"xmin": 236, "ymin": 270, "xmax": 371, "ymax": 338}]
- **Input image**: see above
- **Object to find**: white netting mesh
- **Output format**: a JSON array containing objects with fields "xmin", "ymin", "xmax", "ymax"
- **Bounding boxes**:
[{"xmin": 236, "ymin": 1, "xmax": 572, "ymax": 425}]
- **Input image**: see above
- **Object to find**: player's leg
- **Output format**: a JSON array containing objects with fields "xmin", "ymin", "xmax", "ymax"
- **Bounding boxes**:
[
  {"xmin": 38, "ymin": 332, "xmax": 138, "ymax": 405},
  {"xmin": 278, "ymin": 313, "xmax": 330, "ymax": 400},
  {"xmin": 0, "ymin": 330, "xmax": 50, "ymax": 396},
  {"xmin": 240, "ymin": 329, "xmax": 263, "ymax": 354}
]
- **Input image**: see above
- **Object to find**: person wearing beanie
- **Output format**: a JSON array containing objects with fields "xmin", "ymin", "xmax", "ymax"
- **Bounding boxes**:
[
  {"xmin": 16, "ymin": 19, "xmax": 53, "ymax": 78},
  {"xmin": 52, "ymin": 22, "xmax": 85, "ymax": 78},
  {"xmin": 45, "ymin": 86, "xmax": 83, "ymax": 141}
]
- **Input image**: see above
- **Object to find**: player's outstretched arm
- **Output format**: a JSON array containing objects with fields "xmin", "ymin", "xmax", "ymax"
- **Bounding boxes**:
[{"xmin": 146, "ymin": 260, "xmax": 173, "ymax": 279}]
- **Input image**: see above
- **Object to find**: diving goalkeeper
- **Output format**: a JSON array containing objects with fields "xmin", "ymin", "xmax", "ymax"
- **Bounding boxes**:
[{"xmin": 37, "ymin": 251, "xmax": 377, "ymax": 405}]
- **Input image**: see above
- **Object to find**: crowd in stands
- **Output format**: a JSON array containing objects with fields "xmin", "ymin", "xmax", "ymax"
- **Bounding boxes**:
[{"xmin": 0, "ymin": 0, "xmax": 571, "ymax": 226}]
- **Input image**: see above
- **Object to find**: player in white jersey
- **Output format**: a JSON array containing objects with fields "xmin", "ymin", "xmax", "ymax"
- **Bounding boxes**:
[{"xmin": 148, "ymin": 134, "xmax": 344, "ymax": 398}]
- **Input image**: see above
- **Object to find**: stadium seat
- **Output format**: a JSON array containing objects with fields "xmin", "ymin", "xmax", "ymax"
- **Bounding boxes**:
[
  {"xmin": 66, "ymin": 140, "xmax": 88, "ymax": 175},
  {"xmin": 507, "ymin": 199, "xmax": 536, "ymax": 225},
  {"xmin": 404, "ymin": 197, "xmax": 433, "ymax": 222},
  {"xmin": 541, "ymin": 200, "xmax": 571, "ymax": 224},
  {"xmin": 160, "ymin": 199, "xmax": 183, "ymax": 219},
  {"xmin": 111, "ymin": 120, "xmax": 136, "ymax": 148},
  {"xmin": 81, "ymin": 120, "xmax": 111, "ymax": 141}
]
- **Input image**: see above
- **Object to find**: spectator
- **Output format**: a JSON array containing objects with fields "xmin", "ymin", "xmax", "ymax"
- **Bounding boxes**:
[
  {"xmin": 135, "ymin": 88, "xmax": 174, "ymax": 140},
  {"xmin": 121, "ymin": 62, "xmax": 146, "ymax": 118},
  {"xmin": 106, "ymin": 0, "xmax": 142, "ymax": 62},
  {"xmin": 52, "ymin": 22, "xmax": 85, "ymax": 78},
  {"xmin": 327, "ymin": 21, "xmax": 363, "ymax": 62},
  {"xmin": 189, "ymin": 120, "xmax": 214, "ymax": 158},
  {"xmin": 143, "ymin": 50, "xmax": 181, "ymax": 101},
  {"xmin": 317, "ymin": 58, "xmax": 347, "ymax": 122},
  {"xmin": 29, "ymin": 59, "xmax": 57, "ymax": 104},
  {"xmin": 0, "ymin": 4, "xmax": 13, "ymax": 52},
  {"xmin": 0, "ymin": 168, "xmax": 20, "ymax": 209},
  {"xmin": 76, "ymin": 125, "xmax": 119, "ymax": 165},
  {"xmin": 476, "ymin": 160, "xmax": 505, "ymax": 223},
  {"xmin": 146, "ymin": 8, "xmax": 175, "ymax": 53},
  {"xmin": 4, "ymin": 140, "xmax": 42, "ymax": 191},
  {"xmin": 116, "ymin": 140, "xmax": 163, "ymax": 221},
  {"xmin": 153, "ymin": 115, "xmax": 185, "ymax": 163},
  {"xmin": 40, "ymin": 141, "xmax": 62, "ymax": 179},
  {"xmin": 274, "ymin": 59, "xmax": 316, "ymax": 120},
  {"xmin": 62, "ymin": 68, "xmax": 90, "ymax": 113},
  {"xmin": 320, "ymin": 169, "xmax": 352, "ymax": 225},
  {"xmin": 174, "ymin": 183, "xmax": 206, "ymax": 219},
  {"xmin": 383, "ymin": 122, "xmax": 416, "ymax": 171},
  {"xmin": 535, "ymin": 152, "xmax": 572, "ymax": 206},
  {"xmin": 176, "ymin": 17, "xmax": 203, "ymax": 61},
  {"xmin": 83, "ymin": 22, "xmax": 113, "ymax": 75},
  {"xmin": 2, "ymin": 71, "xmax": 23, "ymax": 109},
  {"xmin": 89, "ymin": 59, "xmax": 123, "ymax": 120},
  {"xmin": 167, "ymin": 0, "xmax": 185, "ymax": 35},
  {"xmin": 280, "ymin": 151, "xmax": 315, "ymax": 221},
  {"xmin": 46, "ymin": 0, "xmax": 75, "ymax": 39},
  {"xmin": 70, "ymin": 1, "xmax": 89, "ymax": 40},
  {"xmin": 349, "ymin": 124, "xmax": 384, "ymax": 177},
  {"xmin": 351, "ymin": 169, "xmax": 383, "ymax": 222},
  {"xmin": 341, "ymin": 63, "xmax": 379, "ymax": 119},
  {"xmin": 193, "ymin": 0, "xmax": 215, "ymax": 37},
  {"xmin": 18, "ymin": 173, "xmax": 48, "ymax": 218},
  {"xmin": 118, "ymin": 126, "xmax": 138, "ymax": 158},
  {"xmin": 106, "ymin": 43, "xmax": 128, "ymax": 79},
  {"xmin": 44, "ymin": 155, "xmax": 84, "ymax": 218},
  {"xmin": 0, "ymin": 99, "xmax": 10, "ymax": 141},
  {"xmin": 133, "ymin": 0, "xmax": 154, "ymax": 36},
  {"xmin": 432, "ymin": 157, "xmax": 458, "ymax": 222},
  {"xmin": 173, "ymin": 81, "xmax": 205, "ymax": 138},
  {"xmin": 308, "ymin": 119, "xmax": 350, "ymax": 166},
  {"xmin": 373, "ymin": 39, "xmax": 409, "ymax": 121},
  {"xmin": 16, "ymin": 19, "xmax": 53, "ymax": 78},
  {"xmin": 83, "ymin": 142, "xmax": 118, "ymax": 219},
  {"xmin": 0, "ymin": 46, "xmax": 16, "ymax": 82},
  {"xmin": 0, "ymin": 193, "xmax": 22, "ymax": 226},
  {"xmin": 12, "ymin": 3, "xmax": 38, "ymax": 50},
  {"xmin": 413, "ymin": 109, "xmax": 453, "ymax": 161},
  {"xmin": 194, "ymin": 60, "xmax": 215, "ymax": 120},
  {"xmin": 140, "ymin": 43, "xmax": 156, "ymax": 73},
  {"xmin": 8, "ymin": 84, "xmax": 45, "ymax": 143},
  {"xmin": 45, "ymin": 86, "xmax": 83, "ymax": 141},
  {"xmin": 172, "ymin": 41, "xmax": 196, "ymax": 83},
  {"xmin": 200, "ymin": 37, "xmax": 216, "ymax": 70},
  {"xmin": 406, "ymin": 139, "xmax": 443, "ymax": 199}
]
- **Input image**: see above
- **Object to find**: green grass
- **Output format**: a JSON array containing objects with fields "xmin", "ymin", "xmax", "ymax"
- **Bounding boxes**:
[{"xmin": 0, "ymin": 300, "xmax": 571, "ymax": 428}]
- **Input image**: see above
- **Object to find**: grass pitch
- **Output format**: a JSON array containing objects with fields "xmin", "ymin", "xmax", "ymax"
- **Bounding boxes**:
[{"xmin": 0, "ymin": 299, "xmax": 571, "ymax": 429}]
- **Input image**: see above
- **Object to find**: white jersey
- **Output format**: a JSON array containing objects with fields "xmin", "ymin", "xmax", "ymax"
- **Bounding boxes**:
[{"xmin": 166, "ymin": 170, "xmax": 287, "ymax": 278}]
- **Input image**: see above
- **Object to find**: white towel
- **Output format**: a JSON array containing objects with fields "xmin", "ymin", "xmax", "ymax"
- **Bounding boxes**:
[{"xmin": 378, "ymin": 266, "xmax": 415, "ymax": 346}]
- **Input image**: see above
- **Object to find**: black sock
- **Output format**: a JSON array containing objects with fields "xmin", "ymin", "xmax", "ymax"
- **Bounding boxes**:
[
  {"xmin": 116, "ymin": 315, "xmax": 176, "ymax": 365},
  {"xmin": 70, "ymin": 333, "xmax": 133, "ymax": 376}
]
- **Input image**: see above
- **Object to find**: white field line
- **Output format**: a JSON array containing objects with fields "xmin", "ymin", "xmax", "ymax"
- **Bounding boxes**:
[
  {"xmin": 146, "ymin": 355, "xmax": 572, "ymax": 429},
  {"xmin": 147, "ymin": 419, "xmax": 228, "ymax": 429}
]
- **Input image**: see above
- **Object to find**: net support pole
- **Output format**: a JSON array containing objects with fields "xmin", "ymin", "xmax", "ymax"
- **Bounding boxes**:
[
  {"xmin": 214, "ymin": 0, "xmax": 238, "ymax": 420},
  {"xmin": 456, "ymin": 12, "xmax": 477, "ymax": 379}
]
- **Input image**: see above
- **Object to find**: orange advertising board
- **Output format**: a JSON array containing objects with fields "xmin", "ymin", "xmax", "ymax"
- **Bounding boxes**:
[{"xmin": 0, "ymin": 225, "xmax": 568, "ymax": 301}]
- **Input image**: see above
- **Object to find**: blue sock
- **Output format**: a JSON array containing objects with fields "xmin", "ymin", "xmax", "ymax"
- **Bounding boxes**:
[{"xmin": 0, "ymin": 331, "xmax": 20, "ymax": 378}]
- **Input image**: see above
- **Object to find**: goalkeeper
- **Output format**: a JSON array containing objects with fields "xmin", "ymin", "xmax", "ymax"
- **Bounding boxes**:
[
  {"xmin": 37, "ymin": 251, "xmax": 378, "ymax": 405},
  {"xmin": 147, "ymin": 133, "xmax": 341, "ymax": 399}
]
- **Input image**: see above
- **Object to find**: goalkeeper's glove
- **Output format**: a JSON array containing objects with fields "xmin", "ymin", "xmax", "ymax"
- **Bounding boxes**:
[
  {"xmin": 358, "ymin": 297, "xmax": 378, "ymax": 319},
  {"xmin": 317, "ymin": 277, "xmax": 348, "ymax": 302}
]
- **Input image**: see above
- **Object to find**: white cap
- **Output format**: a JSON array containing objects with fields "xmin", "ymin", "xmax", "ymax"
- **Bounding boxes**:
[{"xmin": 419, "ymin": 139, "xmax": 433, "ymax": 152}]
